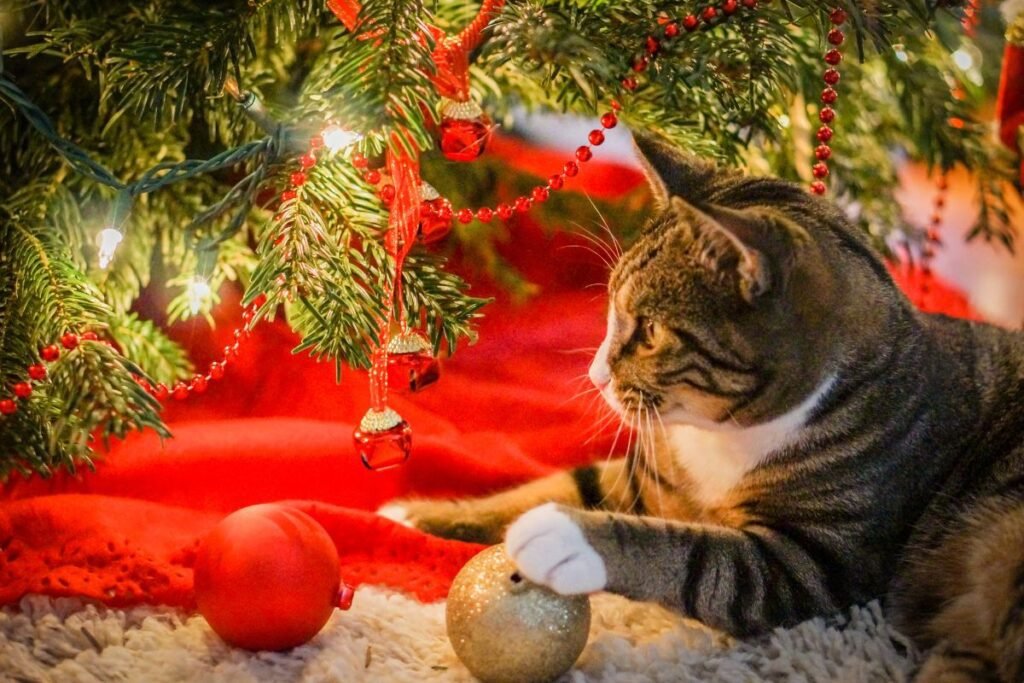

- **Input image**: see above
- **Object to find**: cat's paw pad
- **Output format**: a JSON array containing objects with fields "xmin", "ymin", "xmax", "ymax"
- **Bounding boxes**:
[
  {"xmin": 505, "ymin": 503, "xmax": 606, "ymax": 595},
  {"xmin": 376, "ymin": 503, "xmax": 413, "ymax": 527}
]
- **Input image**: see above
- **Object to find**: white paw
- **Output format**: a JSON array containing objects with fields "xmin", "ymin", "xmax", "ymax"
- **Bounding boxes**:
[
  {"xmin": 377, "ymin": 504, "xmax": 413, "ymax": 527},
  {"xmin": 505, "ymin": 503, "xmax": 607, "ymax": 595}
]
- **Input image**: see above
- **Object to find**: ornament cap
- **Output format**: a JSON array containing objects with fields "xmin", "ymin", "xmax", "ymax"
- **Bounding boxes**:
[
  {"xmin": 358, "ymin": 406, "xmax": 405, "ymax": 433},
  {"xmin": 439, "ymin": 98, "xmax": 485, "ymax": 121},
  {"xmin": 387, "ymin": 331, "xmax": 432, "ymax": 355},
  {"xmin": 419, "ymin": 181, "xmax": 441, "ymax": 201}
]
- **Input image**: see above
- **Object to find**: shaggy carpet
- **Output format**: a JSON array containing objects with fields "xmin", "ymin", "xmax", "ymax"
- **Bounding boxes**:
[{"xmin": 1, "ymin": 589, "xmax": 917, "ymax": 682}]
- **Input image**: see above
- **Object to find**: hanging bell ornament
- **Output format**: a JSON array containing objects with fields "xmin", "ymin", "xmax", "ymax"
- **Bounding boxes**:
[
  {"xmin": 439, "ymin": 98, "xmax": 491, "ymax": 162},
  {"xmin": 419, "ymin": 182, "xmax": 454, "ymax": 243},
  {"xmin": 387, "ymin": 331, "xmax": 441, "ymax": 392},
  {"xmin": 353, "ymin": 407, "xmax": 412, "ymax": 471}
]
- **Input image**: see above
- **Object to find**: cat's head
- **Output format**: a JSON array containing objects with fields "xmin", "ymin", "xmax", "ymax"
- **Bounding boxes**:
[{"xmin": 590, "ymin": 132, "xmax": 901, "ymax": 428}]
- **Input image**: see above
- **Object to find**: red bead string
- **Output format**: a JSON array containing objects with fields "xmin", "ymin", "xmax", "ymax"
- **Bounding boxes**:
[
  {"xmin": 810, "ymin": 8, "xmax": 847, "ymax": 195},
  {"xmin": 0, "ymin": 294, "xmax": 269, "ymax": 416}
]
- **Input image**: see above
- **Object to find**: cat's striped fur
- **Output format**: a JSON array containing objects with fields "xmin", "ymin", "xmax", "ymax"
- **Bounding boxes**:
[{"xmin": 393, "ymin": 133, "xmax": 1024, "ymax": 681}]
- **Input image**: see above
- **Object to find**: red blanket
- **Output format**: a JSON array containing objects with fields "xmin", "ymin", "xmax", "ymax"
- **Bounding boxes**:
[{"xmin": 0, "ymin": 139, "xmax": 976, "ymax": 610}]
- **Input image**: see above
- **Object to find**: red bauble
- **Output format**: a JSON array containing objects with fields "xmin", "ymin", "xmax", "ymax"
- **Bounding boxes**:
[
  {"xmin": 439, "ymin": 100, "xmax": 490, "ymax": 162},
  {"xmin": 194, "ymin": 504, "xmax": 347, "ymax": 651},
  {"xmin": 353, "ymin": 408, "xmax": 412, "ymax": 470}
]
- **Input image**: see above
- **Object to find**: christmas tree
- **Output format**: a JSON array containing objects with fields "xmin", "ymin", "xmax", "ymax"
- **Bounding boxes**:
[{"xmin": 0, "ymin": 0, "xmax": 1017, "ymax": 478}]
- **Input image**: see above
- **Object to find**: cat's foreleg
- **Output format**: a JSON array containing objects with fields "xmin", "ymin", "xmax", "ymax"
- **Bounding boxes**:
[
  {"xmin": 380, "ymin": 459, "xmax": 641, "ymax": 545},
  {"xmin": 507, "ymin": 503, "xmax": 844, "ymax": 635}
]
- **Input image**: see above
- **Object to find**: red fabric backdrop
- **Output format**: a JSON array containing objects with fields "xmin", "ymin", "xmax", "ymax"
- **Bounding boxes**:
[{"xmin": 0, "ymin": 137, "xmax": 976, "ymax": 609}]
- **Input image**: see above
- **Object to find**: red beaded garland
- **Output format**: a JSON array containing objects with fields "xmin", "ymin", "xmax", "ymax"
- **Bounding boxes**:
[
  {"xmin": 281, "ymin": 190, "xmax": 297, "ymax": 202},
  {"xmin": 824, "ymin": 49, "xmax": 842, "ymax": 65},
  {"xmin": 82, "ymin": 331, "xmax": 99, "ymax": 341},
  {"xmin": 457, "ymin": 208, "xmax": 474, "ymax": 223},
  {"xmin": 476, "ymin": 207, "xmax": 494, "ymax": 223},
  {"xmin": 827, "ymin": 29, "xmax": 844, "ymax": 46},
  {"xmin": 564, "ymin": 161, "xmax": 580, "ymax": 177},
  {"xmin": 817, "ymin": 126, "xmax": 834, "ymax": 142},
  {"xmin": 815, "ymin": 144, "xmax": 832, "ymax": 160},
  {"xmin": 27, "ymin": 364, "xmax": 46, "ymax": 381},
  {"xmin": 821, "ymin": 87, "xmax": 838, "ymax": 104},
  {"xmin": 299, "ymin": 154, "xmax": 317, "ymax": 169},
  {"xmin": 810, "ymin": 181, "xmax": 827, "ymax": 195},
  {"xmin": 496, "ymin": 203, "xmax": 513, "ymax": 220},
  {"xmin": 812, "ymin": 162, "xmax": 830, "ymax": 178},
  {"xmin": 531, "ymin": 186, "xmax": 549, "ymax": 203},
  {"xmin": 702, "ymin": 6, "xmax": 718, "ymax": 22},
  {"xmin": 13, "ymin": 382, "xmax": 31, "ymax": 399},
  {"xmin": 191, "ymin": 375, "xmax": 209, "ymax": 394},
  {"xmin": 363, "ymin": 169, "xmax": 382, "ymax": 185},
  {"xmin": 352, "ymin": 153, "xmax": 368, "ymax": 169},
  {"xmin": 723, "ymin": 0, "xmax": 739, "ymax": 14},
  {"xmin": 290, "ymin": 172, "xmax": 307, "ymax": 187},
  {"xmin": 61, "ymin": 333, "xmax": 79, "ymax": 350},
  {"xmin": 588, "ymin": 130, "xmax": 605, "ymax": 146},
  {"xmin": 622, "ymin": 76, "xmax": 638, "ymax": 91},
  {"xmin": 683, "ymin": 14, "xmax": 699, "ymax": 31},
  {"xmin": 576, "ymin": 146, "xmax": 593, "ymax": 162},
  {"xmin": 0, "ymin": 399, "xmax": 15, "ymax": 415},
  {"xmin": 210, "ymin": 362, "xmax": 226, "ymax": 381},
  {"xmin": 309, "ymin": 135, "xmax": 324, "ymax": 149},
  {"xmin": 664, "ymin": 22, "xmax": 680, "ymax": 38},
  {"xmin": 819, "ymin": 107, "xmax": 836, "ymax": 123},
  {"xmin": 40, "ymin": 345, "xmax": 60, "ymax": 362},
  {"xmin": 548, "ymin": 174, "xmax": 564, "ymax": 190},
  {"xmin": 514, "ymin": 196, "xmax": 532, "ymax": 213},
  {"xmin": 823, "ymin": 68, "xmax": 840, "ymax": 85},
  {"xmin": 600, "ymin": 112, "xmax": 618, "ymax": 129},
  {"xmin": 829, "ymin": 8, "xmax": 848, "ymax": 24},
  {"xmin": 645, "ymin": 37, "xmax": 660, "ymax": 56},
  {"xmin": 172, "ymin": 382, "xmax": 189, "ymax": 400}
]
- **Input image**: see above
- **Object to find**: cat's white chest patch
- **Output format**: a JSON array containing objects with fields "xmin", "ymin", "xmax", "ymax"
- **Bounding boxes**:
[{"xmin": 666, "ymin": 376, "xmax": 834, "ymax": 508}]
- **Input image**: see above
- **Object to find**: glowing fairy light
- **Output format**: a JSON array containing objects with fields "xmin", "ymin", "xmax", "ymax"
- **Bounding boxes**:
[
  {"xmin": 96, "ymin": 227, "xmax": 124, "ymax": 269},
  {"xmin": 187, "ymin": 275, "xmax": 212, "ymax": 315},
  {"xmin": 321, "ymin": 125, "xmax": 362, "ymax": 153},
  {"xmin": 952, "ymin": 48, "xmax": 973, "ymax": 70},
  {"xmin": 777, "ymin": 114, "xmax": 791, "ymax": 129}
]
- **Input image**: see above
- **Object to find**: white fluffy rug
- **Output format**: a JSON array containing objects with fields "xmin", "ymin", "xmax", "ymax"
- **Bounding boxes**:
[{"xmin": 1, "ymin": 589, "xmax": 917, "ymax": 682}]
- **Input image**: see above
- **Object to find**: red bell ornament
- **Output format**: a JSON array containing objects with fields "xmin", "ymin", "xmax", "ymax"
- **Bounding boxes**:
[
  {"xmin": 387, "ymin": 331, "xmax": 441, "ymax": 393},
  {"xmin": 439, "ymin": 98, "xmax": 491, "ymax": 162},
  {"xmin": 353, "ymin": 407, "xmax": 412, "ymax": 471},
  {"xmin": 418, "ymin": 182, "xmax": 454, "ymax": 243}
]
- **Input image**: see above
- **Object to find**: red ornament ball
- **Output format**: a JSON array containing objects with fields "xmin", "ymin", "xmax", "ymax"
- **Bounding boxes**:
[
  {"xmin": 420, "ymin": 197, "xmax": 454, "ymax": 243},
  {"xmin": 440, "ymin": 116, "xmax": 490, "ymax": 162},
  {"xmin": 194, "ymin": 504, "xmax": 346, "ymax": 651}
]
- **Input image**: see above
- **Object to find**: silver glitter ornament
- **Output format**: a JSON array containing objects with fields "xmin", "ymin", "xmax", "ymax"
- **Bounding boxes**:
[{"xmin": 446, "ymin": 545, "xmax": 590, "ymax": 683}]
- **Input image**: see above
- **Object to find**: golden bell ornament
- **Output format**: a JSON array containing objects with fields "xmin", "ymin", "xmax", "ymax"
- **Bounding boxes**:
[{"xmin": 446, "ymin": 545, "xmax": 590, "ymax": 683}]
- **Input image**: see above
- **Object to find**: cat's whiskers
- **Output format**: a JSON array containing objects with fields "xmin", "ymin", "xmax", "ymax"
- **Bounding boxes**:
[
  {"xmin": 559, "ymin": 242, "xmax": 617, "ymax": 271},
  {"xmin": 580, "ymin": 191, "xmax": 623, "ymax": 259},
  {"xmin": 595, "ymin": 410, "xmax": 631, "ymax": 509},
  {"xmin": 569, "ymin": 219, "xmax": 621, "ymax": 266}
]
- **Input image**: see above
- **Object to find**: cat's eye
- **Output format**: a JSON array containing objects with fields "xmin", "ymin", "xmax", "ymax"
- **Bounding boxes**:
[{"xmin": 636, "ymin": 317, "xmax": 659, "ymax": 349}]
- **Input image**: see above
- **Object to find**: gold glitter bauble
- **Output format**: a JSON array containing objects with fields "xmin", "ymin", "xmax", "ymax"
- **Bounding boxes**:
[{"xmin": 446, "ymin": 545, "xmax": 590, "ymax": 683}]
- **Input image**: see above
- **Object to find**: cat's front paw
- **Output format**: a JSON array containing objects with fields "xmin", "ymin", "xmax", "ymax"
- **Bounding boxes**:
[{"xmin": 505, "ymin": 503, "xmax": 607, "ymax": 595}]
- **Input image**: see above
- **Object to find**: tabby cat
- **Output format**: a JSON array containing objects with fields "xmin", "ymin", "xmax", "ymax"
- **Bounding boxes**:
[{"xmin": 383, "ymin": 132, "xmax": 1024, "ymax": 682}]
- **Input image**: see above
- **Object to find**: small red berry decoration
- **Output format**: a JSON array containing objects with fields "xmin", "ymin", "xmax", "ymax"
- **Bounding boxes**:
[
  {"xmin": 0, "ymin": 399, "xmax": 16, "ymax": 415},
  {"xmin": 438, "ymin": 99, "xmax": 491, "ymax": 162},
  {"xmin": 40, "ymin": 345, "xmax": 60, "ymax": 362},
  {"xmin": 60, "ymin": 333, "xmax": 79, "ymax": 350},
  {"xmin": 27, "ymin": 364, "xmax": 46, "ymax": 381},
  {"xmin": 13, "ymin": 382, "xmax": 32, "ymax": 399},
  {"xmin": 193, "ymin": 504, "xmax": 351, "ymax": 651}
]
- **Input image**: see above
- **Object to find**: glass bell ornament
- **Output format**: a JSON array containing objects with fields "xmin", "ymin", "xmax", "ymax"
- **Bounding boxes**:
[
  {"xmin": 387, "ymin": 331, "xmax": 440, "ymax": 393},
  {"xmin": 353, "ymin": 407, "xmax": 412, "ymax": 471},
  {"xmin": 439, "ymin": 98, "xmax": 491, "ymax": 162},
  {"xmin": 418, "ymin": 182, "xmax": 453, "ymax": 244}
]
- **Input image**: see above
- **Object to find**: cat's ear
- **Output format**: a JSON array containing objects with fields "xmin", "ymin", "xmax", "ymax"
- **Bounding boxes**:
[
  {"xmin": 671, "ymin": 197, "xmax": 810, "ymax": 303},
  {"xmin": 632, "ymin": 130, "xmax": 718, "ymax": 209}
]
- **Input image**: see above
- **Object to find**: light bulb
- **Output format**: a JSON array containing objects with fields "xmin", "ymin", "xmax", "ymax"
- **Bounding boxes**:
[
  {"xmin": 321, "ymin": 124, "xmax": 361, "ymax": 153},
  {"xmin": 96, "ymin": 227, "xmax": 124, "ymax": 269},
  {"xmin": 952, "ymin": 48, "xmax": 973, "ymax": 71},
  {"xmin": 187, "ymin": 276, "xmax": 212, "ymax": 315}
]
